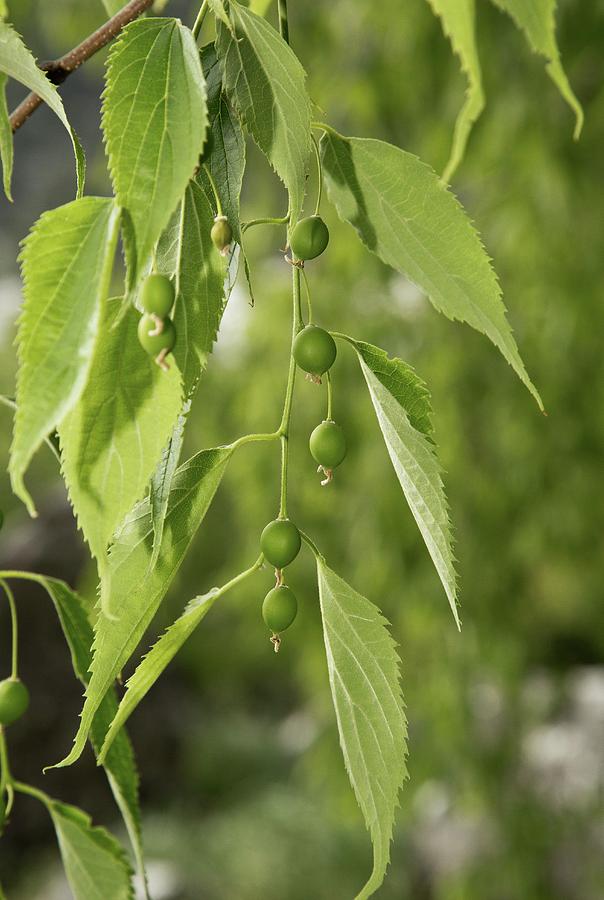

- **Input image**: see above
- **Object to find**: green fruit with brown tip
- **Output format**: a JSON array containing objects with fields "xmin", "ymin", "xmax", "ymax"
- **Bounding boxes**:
[
  {"xmin": 141, "ymin": 274, "xmax": 174, "ymax": 318},
  {"xmin": 211, "ymin": 217, "xmax": 233, "ymax": 252},
  {"xmin": 0, "ymin": 678, "xmax": 30, "ymax": 726},
  {"xmin": 260, "ymin": 518, "xmax": 301, "ymax": 569},
  {"xmin": 310, "ymin": 420, "xmax": 347, "ymax": 469},
  {"xmin": 290, "ymin": 215, "xmax": 329, "ymax": 260},
  {"xmin": 137, "ymin": 314, "xmax": 176, "ymax": 357},
  {"xmin": 262, "ymin": 585, "xmax": 298, "ymax": 633},
  {"xmin": 293, "ymin": 325, "xmax": 337, "ymax": 376}
]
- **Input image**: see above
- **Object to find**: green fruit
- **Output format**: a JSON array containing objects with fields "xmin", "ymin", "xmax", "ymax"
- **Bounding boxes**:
[
  {"xmin": 141, "ymin": 274, "xmax": 175, "ymax": 318},
  {"xmin": 290, "ymin": 215, "xmax": 329, "ymax": 260},
  {"xmin": 260, "ymin": 518, "xmax": 301, "ymax": 569},
  {"xmin": 310, "ymin": 420, "xmax": 347, "ymax": 469},
  {"xmin": 137, "ymin": 314, "xmax": 176, "ymax": 357},
  {"xmin": 0, "ymin": 678, "xmax": 30, "ymax": 726},
  {"xmin": 211, "ymin": 217, "xmax": 233, "ymax": 252},
  {"xmin": 293, "ymin": 325, "xmax": 337, "ymax": 376},
  {"xmin": 262, "ymin": 585, "xmax": 298, "ymax": 633}
]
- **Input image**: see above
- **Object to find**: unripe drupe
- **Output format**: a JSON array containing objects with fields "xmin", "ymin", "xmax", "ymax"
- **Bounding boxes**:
[
  {"xmin": 262, "ymin": 585, "xmax": 298, "ymax": 633},
  {"xmin": 137, "ymin": 314, "xmax": 177, "ymax": 367},
  {"xmin": 141, "ymin": 274, "xmax": 175, "ymax": 318},
  {"xmin": 260, "ymin": 518, "xmax": 301, "ymax": 569},
  {"xmin": 290, "ymin": 215, "xmax": 329, "ymax": 261},
  {"xmin": 0, "ymin": 678, "xmax": 30, "ymax": 726},
  {"xmin": 211, "ymin": 216, "xmax": 233, "ymax": 254},
  {"xmin": 310, "ymin": 420, "xmax": 347, "ymax": 470},
  {"xmin": 293, "ymin": 325, "xmax": 337, "ymax": 377}
]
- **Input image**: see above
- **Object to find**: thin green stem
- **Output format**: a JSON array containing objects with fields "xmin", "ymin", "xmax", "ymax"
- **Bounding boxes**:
[
  {"xmin": 326, "ymin": 370, "xmax": 333, "ymax": 420},
  {"xmin": 301, "ymin": 268, "xmax": 313, "ymax": 323},
  {"xmin": 0, "ymin": 580, "xmax": 19, "ymax": 679},
  {"xmin": 12, "ymin": 780, "xmax": 53, "ymax": 810},
  {"xmin": 278, "ymin": 0, "xmax": 289, "ymax": 43},
  {"xmin": 0, "ymin": 728, "xmax": 11, "ymax": 790},
  {"xmin": 203, "ymin": 163, "xmax": 224, "ymax": 218},
  {"xmin": 241, "ymin": 215, "xmax": 289, "ymax": 234},
  {"xmin": 228, "ymin": 431, "xmax": 281, "ymax": 452},
  {"xmin": 311, "ymin": 133, "xmax": 323, "ymax": 215},
  {"xmin": 219, "ymin": 555, "xmax": 265, "ymax": 597},
  {"xmin": 192, "ymin": 0, "xmax": 209, "ymax": 40},
  {"xmin": 300, "ymin": 529, "xmax": 324, "ymax": 562},
  {"xmin": 278, "ymin": 266, "xmax": 302, "ymax": 517}
]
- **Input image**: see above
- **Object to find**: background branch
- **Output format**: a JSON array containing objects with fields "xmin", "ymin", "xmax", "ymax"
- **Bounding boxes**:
[{"xmin": 9, "ymin": 0, "xmax": 154, "ymax": 133}]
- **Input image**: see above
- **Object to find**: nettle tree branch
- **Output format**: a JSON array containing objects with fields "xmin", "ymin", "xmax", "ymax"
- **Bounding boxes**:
[{"xmin": 9, "ymin": 0, "xmax": 153, "ymax": 133}]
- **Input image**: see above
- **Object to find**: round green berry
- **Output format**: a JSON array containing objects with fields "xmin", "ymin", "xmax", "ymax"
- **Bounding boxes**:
[
  {"xmin": 293, "ymin": 325, "xmax": 337, "ymax": 376},
  {"xmin": 262, "ymin": 585, "xmax": 298, "ymax": 633},
  {"xmin": 290, "ymin": 215, "xmax": 329, "ymax": 261},
  {"xmin": 137, "ymin": 314, "xmax": 176, "ymax": 357},
  {"xmin": 260, "ymin": 518, "xmax": 301, "ymax": 569},
  {"xmin": 0, "ymin": 678, "xmax": 30, "ymax": 726},
  {"xmin": 211, "ymin": 217, "xmax": 233, "ymax": 252},
  {"xmin": 141, "ymin": 274, "xmax": 175, "ymax": 318},
  {"xmin": 310, "ymin": 420, "xmax": 347, "ymax": 469}
]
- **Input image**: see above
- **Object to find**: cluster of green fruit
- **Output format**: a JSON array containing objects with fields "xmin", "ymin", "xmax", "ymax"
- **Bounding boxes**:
[
  {"xmin": 259, "ymin": 518, "xmax": 301, "ymax": 648},
  {"xmin": 137, "ymin": 274, "xmax": 177, "ymax": 371},
  {"xmin": 290, "ymin": 216, "xmax": 347, "ymax": 484}
]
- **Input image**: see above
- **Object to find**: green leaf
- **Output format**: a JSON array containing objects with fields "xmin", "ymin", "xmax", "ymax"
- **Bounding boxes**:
[
  {"xmin": 0, "ymin": 72, "xmax": 13, "ymax": 199},
  {"xmin": 321, "ymin": 131, "xmax": 543, "ymax": 410},
  {"xmin": 249, "ymin": 0, "xmax": 273, "ymax": 15},
  {"xmin": 59, "ymin": 299, "xmax": 183, "ymax": 565},
  {"xmin": 345, "ymin": 337, "xmax": 459, "ymax": 629},
  {"xmin": 32, "ymin": 575, "xmax": 147, "ymax": 894},
  {"xmin": 10, "ymin": 197, "xmax": 120, "ymax": 515},
  {"xmin": 426, "ymin": 0, "xmax": 485, "ymax": 181},
  {"xmin": 99, "ymin": 557, "xmax": 262, "ymax": 761},
  {"xmin": 102, "ymin": 17, "xmax": 208, "ymax": 282},
  {"xmin": 0, "ymin": 2, "xmax": 8, "ymax": 20},
  {"xmin": 213, "ymin": 0, "xmax": 311, "ymax": 224},
  {"xmin": 149, "ymin": 399, "xmax": 190, "ymax": 570},
  {"xmin": 316, "ymin": 560, "xmax": 408, "ymax": 900},
  {"xmin": 157, "ymin": 180, "xmax": 226, "ymax": 396},
  {"xmin": 200, "ymin": 42, "xmax": 246, "ymax": 242},
  {"xmin": 54, "ymin": 447, "xmax": 233, "ymax": 769},
  {"xmin": 100, "ymin": 588, "xmax": 219, "ymax": 762},
  {"xmin": 490, "ymin": 0, "xmax": 582, "ymax": 138},
  {"xmin": 0, "ymin": 21, "xmax": 85, "ymax": 194},
  {"xmin": 49, "ymin": 800, "xmax": 133, "ymax": 900}
]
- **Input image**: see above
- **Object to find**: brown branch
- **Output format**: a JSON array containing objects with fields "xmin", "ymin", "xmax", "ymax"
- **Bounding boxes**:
[{"xmin": 9, "ymin": 0, "xmax": 154, "ymax": 133}]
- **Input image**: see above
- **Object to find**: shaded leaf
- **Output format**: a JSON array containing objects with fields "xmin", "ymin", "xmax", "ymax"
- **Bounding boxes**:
[
  {"xmin": 102, "ymin": 17, "xmax": 208, "ymax": 282},
  {"xmin": 349, "ymin": 339, "xmax": 460, "ymax": 628},
  {"xmin": 54, "ymin": 447, "xmax": 233, "ymax": 768},
  {"xmin": 321, "ymin": 131, "xmax": 542, "ymax": 410},
  {"xmin": 10, "ymin": 197, "xmax": 120, "ymax": 514},
  {"xmin": 213, "ymin": 0, "xmax": 311, "ymax": 224},
  {"xmin": 490, "ymin": 0, "xmax": 582, "ymax": 138},
  {"xmin": 200, "ymin": 42, "xmax": 246, "ymax": 243},
  {"xmin": 0, "ymin": 72, "xmax": 12, "ymax": 199},
  {"xmin": 426, "ymin": 0, "xmax": 484, "ymax": 181},
  {"xmin": 156, "ymin": 180, "xmax": 226, "ymax": 396},
  {"xmin": 34, "ymin": 575, "xmax": 147, "ymax": 895},
  {"xmin": 59, "ymin": 299, "xmax": 182, "ymax": 565},
  {"xmin": 317, "ymin": 560, "xmax": 408, "ymax": 900},
  {"xmin": 49, "ymin": 800, "xmax": 133, "ymax": 900},
  {"xmin": 149, "ymin": 399, "xmax": 190, "ymax": 570},
  {"xmin": 0, "ymin": 21, "xmax": 85, "ymax": 193}
]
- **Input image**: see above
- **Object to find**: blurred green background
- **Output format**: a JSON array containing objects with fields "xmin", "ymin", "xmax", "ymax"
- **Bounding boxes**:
[{"xmin": 1, "ymin": 1, "xmax": 603, "ymax": 898}]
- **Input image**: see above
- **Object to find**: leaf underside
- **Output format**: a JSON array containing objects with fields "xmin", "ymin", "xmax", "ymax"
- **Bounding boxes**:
[
  {"xmin": 54, "ymin": 447, "xmax": 233, "ymax": 769},
  {"xmin": 317, "ymin": 560, "xmax": 408, "ymax": 900},
  {"xmin": 0, "ymin": 72, "xmax": 13, "ymax": 199},
  {"xmin": 10, "ymin": 197, "xmax": 119, "ymax": 514},
  {"xmin": 321, "ymin": 131, "xmax": 543, "ymax": 410},
  {"xmin": 59, "ymin": 299, "xmax": 183, "ymax": 565},
  {"xmin": 102, "ymin": 17, "xmax": 208, "ymax": 284}
]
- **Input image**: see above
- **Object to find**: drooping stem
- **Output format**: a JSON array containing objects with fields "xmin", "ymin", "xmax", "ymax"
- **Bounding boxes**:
[
  {"xmin": 278, "ymin": 265, "xmax": 302, "ymax": 517},
  {"xmin": 311, "ymin": 133, "xmax": 323, "ymax": 216},
  {"xmin": 192, "ymin": 0, "xmax": 210, "ymax": 40},
  {"xmin": 0, "ymin": 580, "xmax": 19, "ymax": 680},
  {"xmin": 326, "ymin": 370, "xmax": 333, "ymax": 421},
  {"xmin": 228, "ymin": 431, "xmax": 281, "ymax": 452},
  {"xmin": 301, "ymin": 268, "xmax": 313, "ymax": 323},
  {"xmin": 241, "ymin": 215, "xmax": 289, "ymax": 233},
  {"xmin": 278, "ymin": 0, "xmax": 289, "ymax": 44},
  {"xmin": 203, "ymin": 164, "xmax": 224, "ymax": 218},
  {"xmin": 9, "ymin": 0, "xmax": 154, "ymax": 133}
]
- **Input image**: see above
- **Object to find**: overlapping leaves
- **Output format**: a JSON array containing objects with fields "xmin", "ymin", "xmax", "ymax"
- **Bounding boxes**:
[{"xmin": 10, "ymin": 197, "xmax": 120, "ymax": 514}]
